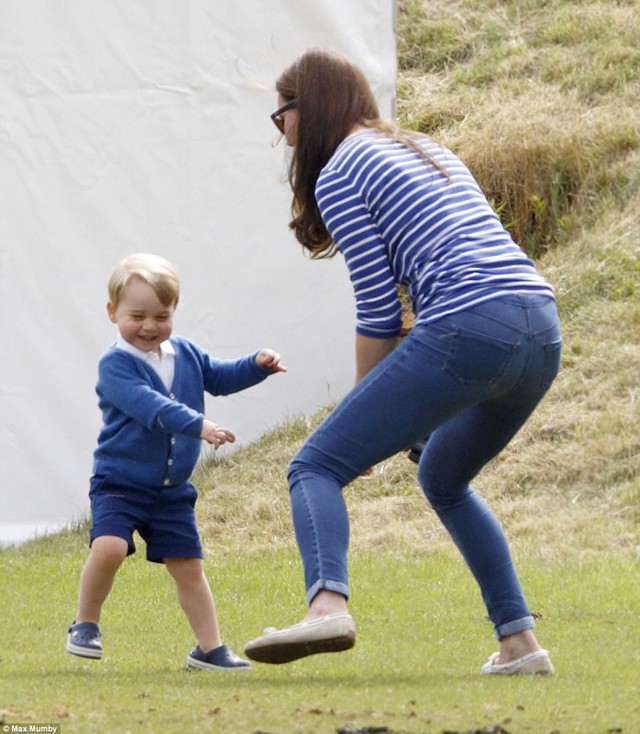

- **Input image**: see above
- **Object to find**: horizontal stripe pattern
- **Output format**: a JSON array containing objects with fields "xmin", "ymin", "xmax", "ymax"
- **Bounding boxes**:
[{"xmin": 316, "ymin": 131, "xmax": 554, "ymax": 338}]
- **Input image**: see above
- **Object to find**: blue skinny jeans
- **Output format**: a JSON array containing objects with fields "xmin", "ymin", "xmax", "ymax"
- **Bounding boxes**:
[{"xmin": 287, "ymin": 293, "xmax": 562, "ymax": 639}]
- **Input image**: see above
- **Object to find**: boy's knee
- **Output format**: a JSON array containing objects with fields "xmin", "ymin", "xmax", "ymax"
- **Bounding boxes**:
[
  {"xmin": 165, "ymin": 556, "xmax": 203, "ymax": 581},
  {"xmin": 90, "ymin": 535, "xmax": 129, "ymax": 564}
]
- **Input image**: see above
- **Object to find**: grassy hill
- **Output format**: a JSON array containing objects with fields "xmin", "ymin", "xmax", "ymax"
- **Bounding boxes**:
[{"xmin": 191, "ymin": 0, "xmax": 640, "ymax": 565}]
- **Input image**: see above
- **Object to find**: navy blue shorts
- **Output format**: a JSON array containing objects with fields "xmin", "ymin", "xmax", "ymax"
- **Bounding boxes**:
[{"xmin": 89, "ymin": 474, "xmax": 203, "ymax": 563}]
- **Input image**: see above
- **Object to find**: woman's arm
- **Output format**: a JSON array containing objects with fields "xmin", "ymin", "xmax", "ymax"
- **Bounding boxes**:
[{"xmin": 355, "ymin": 332, "xmax": 398, "ymax": 382}]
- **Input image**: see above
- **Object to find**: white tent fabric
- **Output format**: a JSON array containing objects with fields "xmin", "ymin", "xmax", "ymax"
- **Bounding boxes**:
[{"xmin": 0, "ymin": 1, "xmax": 397, "ymax": 544}]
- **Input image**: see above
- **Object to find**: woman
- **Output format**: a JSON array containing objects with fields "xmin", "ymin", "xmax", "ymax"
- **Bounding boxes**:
[{"xmin": 245, "ymin": 48, "xmax": 561, "ymax": 675}]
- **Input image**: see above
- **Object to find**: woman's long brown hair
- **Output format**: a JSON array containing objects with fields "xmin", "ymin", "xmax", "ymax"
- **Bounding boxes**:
[{"xmin": 276, "ymin": 48, "xmax": 447, "ymax": 258}]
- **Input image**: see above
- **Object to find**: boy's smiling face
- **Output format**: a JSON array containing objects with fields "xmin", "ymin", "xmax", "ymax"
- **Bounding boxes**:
[{"xmin": 107, "ymin": 275, "xmax": 175, "ymax": 353}]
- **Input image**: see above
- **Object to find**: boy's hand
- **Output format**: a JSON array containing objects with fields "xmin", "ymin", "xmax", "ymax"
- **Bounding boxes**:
[
  {"xmin": 256, "ymin": 348, "xmax": 287, "ymax": 373},
  {"xmin": 200, "ymin": 419, "xmax": 236, "ymax": 449}
]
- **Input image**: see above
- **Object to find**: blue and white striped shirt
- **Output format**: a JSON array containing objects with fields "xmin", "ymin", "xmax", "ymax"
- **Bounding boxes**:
[{"xmin": 316, "ymin": 130, "xmax": 554, "ymax": 338}]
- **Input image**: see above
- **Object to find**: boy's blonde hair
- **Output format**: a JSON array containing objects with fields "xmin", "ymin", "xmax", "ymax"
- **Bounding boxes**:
[{"xmin": 108, "ymin": 253, "xmax": 180, "ymax": 308}]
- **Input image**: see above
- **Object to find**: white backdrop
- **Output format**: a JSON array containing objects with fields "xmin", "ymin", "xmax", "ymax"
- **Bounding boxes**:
[{"xmin": 0, "ymin": 1, "xmax": 397, "ymax": 544}]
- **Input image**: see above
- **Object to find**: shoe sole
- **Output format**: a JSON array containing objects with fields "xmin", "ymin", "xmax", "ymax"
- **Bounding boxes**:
[
  {"xmin": 66, "ymin": 642, "xmax": 102, "ymax": 659},
  {"xmin": 482, "ymin": 650, "xmax": 555, "ymax": 675},
  {"xmin": 487, "ymin": 661, "xmax": 555, "ymax": 675},
  {"xmin": 245, "ymin": 628, "xmax": 356, "ymax": 664},
  {"xmin": 186, "ymin": 657, "xmax": 252, "ymax": 671}
]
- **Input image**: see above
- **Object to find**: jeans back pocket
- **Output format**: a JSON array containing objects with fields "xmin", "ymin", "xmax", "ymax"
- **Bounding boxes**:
[{"xmin": 444, "ymin": 327, "xmax": 520, "ymax": 387}]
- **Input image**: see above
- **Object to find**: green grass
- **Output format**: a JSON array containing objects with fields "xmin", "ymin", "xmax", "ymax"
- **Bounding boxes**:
[{"xmin": 2, "ymin": 539, "xmax": 639, "ymax": 733}]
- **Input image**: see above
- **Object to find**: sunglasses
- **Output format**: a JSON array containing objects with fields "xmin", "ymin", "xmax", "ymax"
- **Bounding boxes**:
[{"xmin": 270, "ymin": 99, "xmax": 298, "ymax": 134}]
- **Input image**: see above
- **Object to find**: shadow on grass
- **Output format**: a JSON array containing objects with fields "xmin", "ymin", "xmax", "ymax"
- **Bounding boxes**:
[{"xmin": 10, "ymin": 661, "xmax": 558, "ymax": 690}]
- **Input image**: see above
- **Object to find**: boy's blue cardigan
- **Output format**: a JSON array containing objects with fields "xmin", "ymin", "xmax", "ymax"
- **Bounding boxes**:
[{"xmin": 92, "ymin": 336, "xmax": 272, "ymax": 489}]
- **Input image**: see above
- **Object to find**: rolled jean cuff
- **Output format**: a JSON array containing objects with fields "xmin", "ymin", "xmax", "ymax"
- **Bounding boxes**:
[
  {"xmin": 307, "ymin": 579, "xmax": 350, "ymax": 606},
  {"xmin": 495, "ymin": 615, "xmax": 535, "ymax": 640}
]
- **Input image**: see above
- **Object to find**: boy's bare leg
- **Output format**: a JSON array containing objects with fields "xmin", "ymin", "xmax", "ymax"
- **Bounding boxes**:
[
  {"xmin": 74, "ymin": 535, "xmax": 129, "ymax": 622},
  {"xmin": 165, "ymin": 557, "xmax": 222, "ymax": 652}
]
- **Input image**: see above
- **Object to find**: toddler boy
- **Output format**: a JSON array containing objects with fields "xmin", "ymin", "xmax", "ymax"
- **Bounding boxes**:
[{"xmin": 67, "ymin": 253, "xmax": 286, "ymax": 670}]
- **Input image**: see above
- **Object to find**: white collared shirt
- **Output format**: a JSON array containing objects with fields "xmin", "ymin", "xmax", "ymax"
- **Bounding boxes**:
[{"xmin": 115, "ymin": 333, "xmax": 176, "ymax": 391}]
